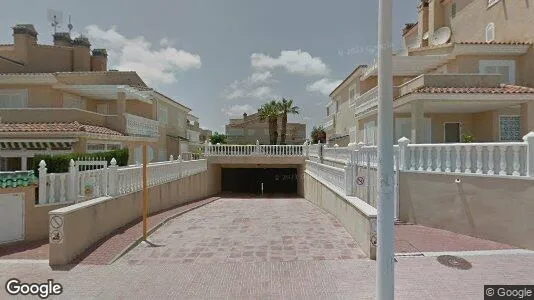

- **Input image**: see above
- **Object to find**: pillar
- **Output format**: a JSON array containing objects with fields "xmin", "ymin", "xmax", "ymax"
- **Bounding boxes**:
[
  {"xmin": 410, "ymin": 100, "xmax": 425, "ymax": 144},
  {"xmin": 520, "ymin": 102, "xmax": 534, "ymax": 136},
  {"xmin": 117, "ymin": 91, "xmax": 126, "ymax": 116}
]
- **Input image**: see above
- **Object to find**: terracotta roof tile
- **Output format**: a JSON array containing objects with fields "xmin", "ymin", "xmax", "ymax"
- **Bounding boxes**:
[
  {"xmin": 0, "ymin": 121, "xmax": 123, "ymax": 136},
  {"xmin": 456, "ymin": 41, "xmax": 532, "ymax": 45},
  {"xmin": 414, "ymin": 84, "xmax": 534, "ymax": 94}
]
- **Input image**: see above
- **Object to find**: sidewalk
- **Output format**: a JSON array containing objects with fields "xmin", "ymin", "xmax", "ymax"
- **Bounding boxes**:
[{"xmin": 0, "ymin": 196, "xmax": 219, "ymax": 264}]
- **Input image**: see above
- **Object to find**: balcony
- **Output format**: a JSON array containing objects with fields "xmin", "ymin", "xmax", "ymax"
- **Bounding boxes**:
[
  {"xmin": 353, "ymin": 87, "xmax": 379, "ymax": 115},
  {"xmin": 324, "ymin": 115, "xmax": 334, "ymax": 130},
  {"xmin": 124, "ymin": 113, "xmax": 159, "ymax": 137}
]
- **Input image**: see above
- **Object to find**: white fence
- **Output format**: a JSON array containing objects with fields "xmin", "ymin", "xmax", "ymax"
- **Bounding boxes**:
[
  {"xmin": 38, "ymin": 156, "xmax": 208, "ymax": 205},
  {"xmin": 205, "ymin": 141, "xmax": 305, "ymax": 157}
]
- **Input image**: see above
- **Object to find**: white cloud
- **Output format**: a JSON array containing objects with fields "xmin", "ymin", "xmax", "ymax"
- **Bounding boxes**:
[
  {"xmin": 247, "ymin": 71, "xmax": 273, "ymax": 84},
  {"xmin": 222, "ymin": 71, "xmax": 276, "ymax": 100},
  {"xmin": 222, "ymin": 104, "xmax": 256, "ymax": 117},
  {"xmin": 306, "ymin": 78, "xmax": 343, "ymax": 96},
  {"xmin": 85, "ymin": 25, "xmax": 201, "ymax": 85},
  {"xmin": 251, "ymin": 50, "xmax": 329, "ymax": 76}
]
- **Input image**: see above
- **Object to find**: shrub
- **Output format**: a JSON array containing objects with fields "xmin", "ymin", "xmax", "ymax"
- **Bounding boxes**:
[{"xmin": 32, "ymin": 148, "xmax": 129, "ymax": 175}]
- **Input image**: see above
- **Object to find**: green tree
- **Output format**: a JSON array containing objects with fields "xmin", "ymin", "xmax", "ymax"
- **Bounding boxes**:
[
  {"xmin": 278, "ymin": 98, "xmax": 300, "ymax": 145},
  {"xmin": 209, "ymin": 132, "xmax": 227, "ymax": 144},
  {"xmin": 258, "ymin": 100, "xmax": 280, "ymax": 145},
  {"xmin": 311, "ymin": 126, "xmax": 326, "ymax": 144}
]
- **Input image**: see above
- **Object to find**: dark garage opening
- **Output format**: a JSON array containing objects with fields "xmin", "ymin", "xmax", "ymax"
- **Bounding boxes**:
[{"xmin": 221, "ymin": 168, "xmax": 298, "ymax": 195}]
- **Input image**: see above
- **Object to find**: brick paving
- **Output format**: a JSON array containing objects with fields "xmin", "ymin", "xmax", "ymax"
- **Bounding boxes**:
[
  {"xmin": 119, "ymin": 197, "xmax": 367, "ymax": 265},
  {"xmin": 0, "ymin": 197, "xmax": 533, "ymax": 299},
  {"xmin": 395, "ymin": 224, "xmax": 515, "ymax": 254},
  {"xmin": 0, "ymin": 197, "xmax": 219, "ymax": 264}
]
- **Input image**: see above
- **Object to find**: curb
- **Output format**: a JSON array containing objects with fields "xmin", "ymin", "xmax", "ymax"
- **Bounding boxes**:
[{"xmin": 108, "ymin": 197, "xmax": 220, "ymax": 264}]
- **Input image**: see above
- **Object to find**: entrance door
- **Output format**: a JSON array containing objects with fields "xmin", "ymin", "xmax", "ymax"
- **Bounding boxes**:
[
  {"xmin": 444, "ymin": 122, "xmax": 461, "ymax": 143},
  {"xmin": 0, "ymin": 193, "xmax": 24, "ymax": 244}
]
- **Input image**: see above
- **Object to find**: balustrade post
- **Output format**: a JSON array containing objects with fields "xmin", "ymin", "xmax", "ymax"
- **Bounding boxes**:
[
  {"xmin": 397, "ymin": 137, "xmax": 410, "ymax": 171},
  {"xmin": 318, "ymin": 141, "xmax": 324, "ymax": 164},
  {"xmin": 344, "ymin": 163, "xmax": 353, "ymax": 196},
  {"xmin": 108, "ymin": 158, "xmax": 118, "ymax": 196},
  {"xmin": 68, "ymin": 159, "xmax": 77, "ymax": 201},
  {"xmin": 38, "ymin": 160, "xmax": 47, "ymax": 204},
  {"xmin": 204, "ymin": 140, "xmax": 209, "ymax": 156},
  {"xmin": 523, "ymin": 132, "xmax": 534, "ymax": 177}
]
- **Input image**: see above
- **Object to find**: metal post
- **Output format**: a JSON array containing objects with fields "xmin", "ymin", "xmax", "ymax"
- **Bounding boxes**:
[
  {"xmin": 377, "ymin": 0, "xmax": 395, "ymax": 298},
  {"xmin": 142, "ymin": 144, "xmax": 148, "ymax": 240}
]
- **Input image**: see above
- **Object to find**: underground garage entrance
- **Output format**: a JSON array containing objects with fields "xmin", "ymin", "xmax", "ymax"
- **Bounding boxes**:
[{"xmin": 221, "ymin": 167, "xmax": 298, "ymax": 195}]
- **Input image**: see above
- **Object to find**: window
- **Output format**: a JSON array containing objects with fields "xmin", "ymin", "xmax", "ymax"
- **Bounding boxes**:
[
  {"xmin": 363, "ymin": 121, "xmax": 376, "ymax": 145},
  {"xmin": 349, "ymin": 86, "xmax": 356, "ymax": 104},
  {"xmin": 499, "ymin": 116, "xmax": 521, "ymax": 141},
  {"xmin": 157, "ymin": 104, "xmax": 168, "ymax": 124},
  {"xmin": 326, "ymin": 107, "xmax": 330, "ymax": 116},
  {"xmin": 479, "ymin": 60, "xmax": 515, "ymax": 84},
  {"xmin": 444, "ymin": 123, "xmax": 461, "ymax": 143},
  {"xmin": 86, "ymin": 143, "xmax": 122, "ymax": 153},
  {"xmin": 0, "ymin": 89, "xmax": 27, "ymax": 108},
  {"xmin": 0, "ymin": 157, "xmax": 7, "ymax": 171},
  {"xmin": 451, "ymin": 3, "xmax": 457, "ymax": 18},
  {"xmin": 485, "ymin": 23, "xmax": 495, "ymax": 42}
]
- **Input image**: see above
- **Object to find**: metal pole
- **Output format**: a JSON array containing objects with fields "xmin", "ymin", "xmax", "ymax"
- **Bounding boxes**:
[
  {"xmin": 142, "ymin": 144, "xmax": 148, "ymax": 240},
  {"xmin": 376, "ymin": 0, "xmax": 395, "ymax": 298}
]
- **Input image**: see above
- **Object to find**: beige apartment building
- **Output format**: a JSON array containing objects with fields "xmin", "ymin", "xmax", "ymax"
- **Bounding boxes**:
[
  {"xmin": 0, "ymin": 24, "xmax": 201, "ymax": 170},
  {"xmin": 325, "ymin": 0, "xmax": 534, "ymax": 146},
  {"xmin": 226, "ymin": 112, "xmax": 306, "ymax": 145}
]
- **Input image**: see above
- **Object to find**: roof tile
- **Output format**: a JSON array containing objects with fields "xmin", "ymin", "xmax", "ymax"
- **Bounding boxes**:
[
  {"xmin": 0, "ymin": 121, "xmax": 123, "ymax": 136},
  {"xmin": 414, "ymin": 84, "xmax": 534, "ymax": 94}
]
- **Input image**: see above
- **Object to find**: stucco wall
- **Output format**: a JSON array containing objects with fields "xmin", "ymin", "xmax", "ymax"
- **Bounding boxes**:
[
  {"xmin": 304, "ymin": 172, "xmax": 376, "ymax": 259},
  {"xmin": 0, "ymin": 186, "xmax": 73, "ymax": 243},
  {"xmin": 398, "ymin": 171, "xmax": 534, "ymax": 250},
  {"xmin": 49, "ymin": 166, "xmax": 221, "ymax": 266}
]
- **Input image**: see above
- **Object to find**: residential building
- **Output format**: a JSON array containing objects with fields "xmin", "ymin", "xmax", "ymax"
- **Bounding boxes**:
[
  {"xmin": 199, "ymin": 129, "xmax": 212, "ymax": 143},
  {"xmin": 0, "ymin": 24, "xmax": 199, "ymax": 170},
  {"xmin": 226, "ymin": 112, "xmax": 306, "ymax": 145},
  {"xmin": 325, "ymin": 0, "xmax": 534, "ymax": 145}
]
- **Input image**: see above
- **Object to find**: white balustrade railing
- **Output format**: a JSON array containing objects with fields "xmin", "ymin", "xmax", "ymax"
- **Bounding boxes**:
[
  {"xmin": 38, "ymin": 156, "xmax": 208, "ymax": 205},
  {"xmin": 124, "ymin": 113, "xmax": 159, "ymax": 137},
  {"xmin": 402, "ymin": 141, "xmax": 528, "ymax": 176},
  {"xmin": 205, "ymin": 143, "xmax": 304, "ymax": 157},
  {"xmin": 353, "ymin": 87, "xmax": 378, "ymax": 114},
  {"xmin": 306, "ymin": 160, "xmax": 348, "ymax": 195}
]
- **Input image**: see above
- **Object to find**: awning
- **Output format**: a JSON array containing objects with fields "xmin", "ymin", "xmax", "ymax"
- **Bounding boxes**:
[{"xmin": 0, "ymin": 139, "xmax": 77, "ymax": 151}]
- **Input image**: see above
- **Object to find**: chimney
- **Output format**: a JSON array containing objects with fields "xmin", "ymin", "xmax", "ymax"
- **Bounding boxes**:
[
  {"xmin": 72, "ymin": 35, "xmax": 91, "ymax": 71},
  {"xmin": 429, "ymin": 0, "xmax": 445, "ymax": 42},
  {"xmin": 12, "ymin": 24, "xmax": 38, "ymax": 62},
  {"xmin": 53, "ymin": 32, "xmax": 72, "ymax": 47},
  {"xmin": 91, "ymin": 49, "xmax": 108, "ymax": 71},
  {"xmin": 417, "ymin": 0, "xmax": 430, "ymax": 47}
]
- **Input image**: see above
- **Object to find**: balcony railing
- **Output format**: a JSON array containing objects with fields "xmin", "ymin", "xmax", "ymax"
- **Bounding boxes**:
[
  {"xmin": 354, "ymin": 87, "xmax": 379, "ymax": 115},
  {"xmin": 324, "ymin": 115, "xmax": 334, "ymax": 129},
  {"xmin": 124, "ymin": 113, "xmax": 159, "ymax": 137}
]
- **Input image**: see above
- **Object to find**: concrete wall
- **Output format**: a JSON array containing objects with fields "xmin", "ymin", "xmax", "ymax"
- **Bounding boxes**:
[
  {"xmin": 398, "ymin": 171, "xmax": 534, "ymax": 250},
  {"xmin": 49, "ymin": 167, "xmax": 221, "ymax": 266},
  {"xmin": 304, "ymin": 172, "xmax": 377, "ymax": 259},
  {"xmin": 0, "ymin": 186, "xmax": 74, "ymax": 243}
]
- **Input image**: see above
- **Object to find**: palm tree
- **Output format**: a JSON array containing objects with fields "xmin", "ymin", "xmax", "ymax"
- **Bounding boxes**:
[
  {"xmin": 258, "ymin": 100, "xmax": 280, "ymax": 145},
  {"xmin": 278, "ymin": 98, "xmax": 300, "ymax": 145}
]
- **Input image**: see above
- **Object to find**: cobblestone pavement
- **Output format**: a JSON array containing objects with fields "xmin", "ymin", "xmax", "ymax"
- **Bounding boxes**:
[
  {"xmin": 119, "ymin": 197, "xmax": 367, "ymax": 265},
  {"xmin": 1, "ymin": 197, "xmax": 533, "ymax": 299}
]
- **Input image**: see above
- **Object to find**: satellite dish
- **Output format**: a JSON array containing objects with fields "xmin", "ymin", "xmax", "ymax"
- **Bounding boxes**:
[
  {"xmin": 47, "ymin": 9, "xmax": 64, "ymax": 33},
  {"xmin": 431, "ymin": 27, "xmax": 451, "ymax": 46}
]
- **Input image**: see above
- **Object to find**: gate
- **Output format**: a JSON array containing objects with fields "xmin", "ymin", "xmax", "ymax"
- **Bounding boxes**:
[
  {"xmin": 0, "ymin": 193, "xmax": 24, "ymax": 244},
  {"xmin": 75, "ymin": 159, "xmax": 109, "ymax": 202}
]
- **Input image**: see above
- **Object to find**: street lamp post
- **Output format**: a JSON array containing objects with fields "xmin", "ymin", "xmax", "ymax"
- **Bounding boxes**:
[{"xmin": 376, "ymin": 0, "xmax": 395, "ymax": 298}]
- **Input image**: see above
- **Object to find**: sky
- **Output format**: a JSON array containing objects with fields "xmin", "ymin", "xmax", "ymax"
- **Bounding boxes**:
[{"xmin": 1, "ymin": 0, "xmax": 420, "ymax": 135}]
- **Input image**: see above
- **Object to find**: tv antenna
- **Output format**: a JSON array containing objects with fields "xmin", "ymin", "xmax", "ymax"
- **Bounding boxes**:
[{"xmin": 47, "ymin": 9, "xmax": 64, "ymax": 34}]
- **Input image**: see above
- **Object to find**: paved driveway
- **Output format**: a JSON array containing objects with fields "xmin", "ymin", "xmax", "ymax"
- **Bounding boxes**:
[{"xmin": 119, "ymin": 197, "xmax": 366, "ymax": 265}]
